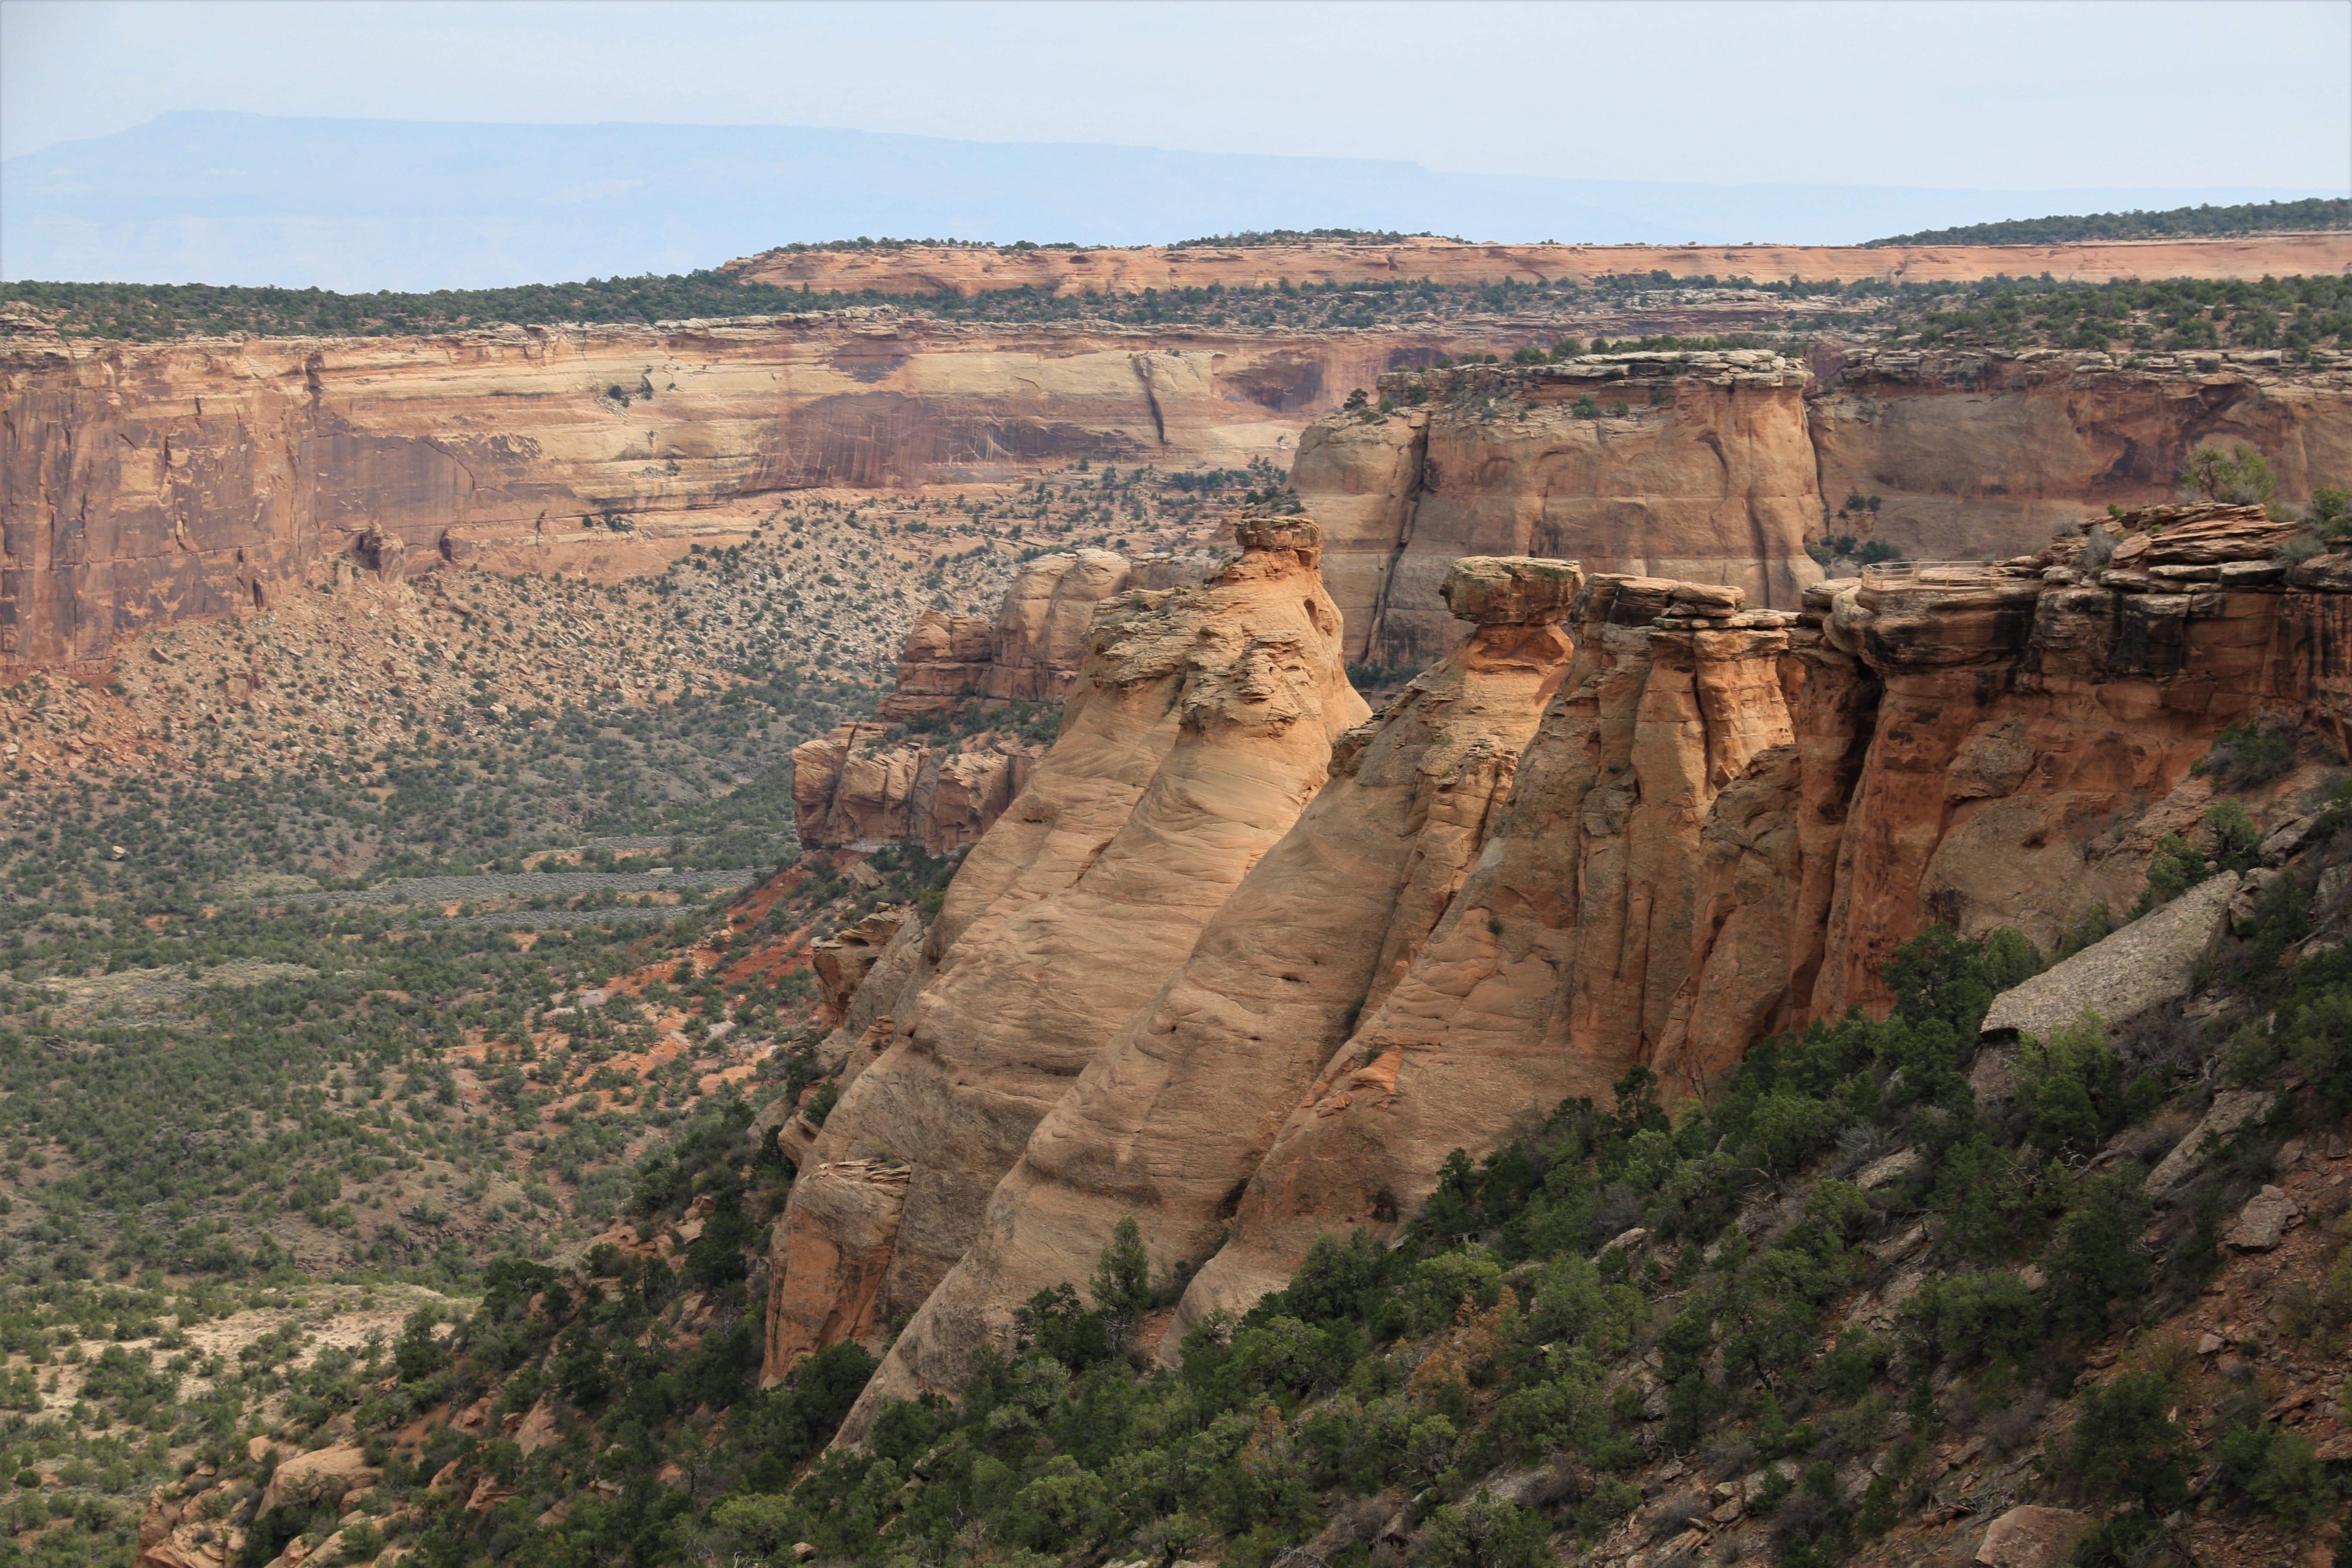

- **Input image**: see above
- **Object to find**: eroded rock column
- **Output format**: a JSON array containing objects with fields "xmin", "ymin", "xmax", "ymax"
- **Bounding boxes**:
[
  {"xmin": 838, "ymin": 556, "xmax": 1581, "ymax": 1435},
  {"xmin": 760, "ymin": 515, "xmax": 1366, "ymax": 1387}
]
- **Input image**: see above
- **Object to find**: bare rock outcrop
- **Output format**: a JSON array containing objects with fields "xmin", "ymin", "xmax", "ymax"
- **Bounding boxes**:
[
  {"xmin": 1809, "ymin": 350, "xmax": 2352, "ymax": 564},
  {"xmin": 877, "ymin": 549, "xmax": 1136, "ymax": 717},
  {"xmin": 729, "ymin": 235, "xmax": 2352, "ymax": 297},
  {"xmin": 1298, "ymin": 354, "xmax": 1825, "ymax": 668},
  {"xmin": 1172, "ymin": 569, "xmax": 1856, "ymax": 1330},
  {"xmin": 759, "ymin": 515, "xmax": 1367, "ymax": 1387},
  {"xmin": 1295, "ymin": 349, "xmax": 2351, "ymax": 670},
  {"xmin": 809, "ymin": 907, "xmax": 914, "ymax": 1024},
  {"xmin": 1175, "ymin": 502, "xmax": 2352, "ymax": 1332},
  {"xmin": 1977, "ymin": 872, "xmax": 2238, "ymax": 1043},
  {"xmin": 800, "ymin": 548, "xmax": 1224, "ymax": 852},
  {"xmin": 790, "ymin": 724, "xmax": 1035, "ymax": 853},
  {"xmin": 2, "ymin": 318, "xmax": 1507, "ymax": 671},
  {"xmin": 840, "ymin": 555, "xmax": 1580, "ymax": 1431}
]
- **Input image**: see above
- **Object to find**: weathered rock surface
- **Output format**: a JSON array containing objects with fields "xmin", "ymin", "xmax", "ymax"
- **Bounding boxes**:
[
  {"xmin": 839, "ymin": 556, "xmax": 1578, "ymax": 1433},
  {"xmin": 2144, "ymin": 1090, "xmax": 2278, "ymax": 1202},
  {"xmin": 877, "ymin": 549, "xmax": 1137, "ymax": 717},
  {"xmin": 1173, "ymin": 503, "xmax": 2352, "ymax": 1329},
  {"xmin": 728, "ymin": 236, "xmax": 2352, "ymax": 297},
  {"xmin": 1978, "ymin": 872, "xmax": 2239, "ymax": 1042},
  {"xmin": 799, "ymin": 548, "xmax": 1229, "ymax": 852},
  {"xmin": 790, "ymin": 723, "xmax": 1035, "ymax": 853},
  {"xmin": 1297, "ymin": 349, "xmax": 2352, "ymax": 667},
  {"xmin": 809, "ymin": 908, "xmax": 912, "ymax": 1023},
  {"xmin": 2226, "ymin": 1185, "xmax": 2298, "ymax": 1251},
  {"xmin": 1809, "ymin": 350, "xmax": 2352, "ymax": 564},
  {"xmin": 1175, "ymin": 570, "xmax": 1852, "ymax": 1330},
  {"xmin": 1298, "ymin": 355, "xmax": 1825, "ymax": 667},
  {"xmin": 0, "ymin": 316, "xmax": 1498, "ymax": 670},
  {"xmin": 1974, "ymin": 1505, "xmax": 2094, "ymax": 1568},
  {"xmin": 760, "ymin": 516, "xmax": 1367, "ymax": 1387}
]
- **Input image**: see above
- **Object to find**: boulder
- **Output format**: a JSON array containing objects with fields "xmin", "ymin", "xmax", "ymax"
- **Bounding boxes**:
[
  {"xmin": 2226, "ymin": 1185, "xmax": 2298, "ymax": 1251},
  {"xmin": 2144, "ymin": 1090, "xmax": 2277, "ymax": 1202},
  {"xmin": 1975, "ymin": 1505, "xmax": 2095, "ymax": 1568},
  {"xmin": 1438, "ymin": 555, "xmax": 1583, "ymax": 624},
  {"xmin": 1979, "ymin": 873, "xmax": 2238, "ymax": 1043},
  {"xmin": 809, "ymin": 908, "xmax": 911, "ymax": 1023},
  {"xmin": 1856, "ymin": 1147, "xmax": 1926, "ymax": 1190},
  {"xmin": 257, "ymin": 1442, "xmax": 377, "ymax": 1519}
]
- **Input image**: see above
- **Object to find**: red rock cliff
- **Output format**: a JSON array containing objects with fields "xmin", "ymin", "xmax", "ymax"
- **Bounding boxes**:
[
  {"xmin": 760, "ymin": 515, "xmax": 1367, "ymax": 1387},
  {"xmin": 1293, "ymin": 348, "xmax": 2352, "ymax": 669},
  {"xmin": 0, "ymin": 313, "xmax": 1508, "ymax": 670},
  {"xmin": 728, "ymin": 235, "xmax": 2352, "ymax": 297}
]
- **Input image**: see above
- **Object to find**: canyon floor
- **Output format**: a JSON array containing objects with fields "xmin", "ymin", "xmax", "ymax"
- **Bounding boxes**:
[{"xmin": 0, "ymin": 466, "xmax": 1246, "ymax": 1565}]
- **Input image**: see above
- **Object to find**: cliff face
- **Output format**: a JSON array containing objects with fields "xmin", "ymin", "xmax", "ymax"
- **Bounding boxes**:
[
  {"xmin": 727, "ymin": 235, "xmax": 2352, "ymax": 297},
  {"xmin": 1810, "ymin": 346, "xmax": 2352, "ymax": 564},
  {"xmin": 1298, "ymin": 353, "xmax": 1824, "ymax": 666},
  {"xmin": 762, "ymin": 496, "xmax": 2352, "ymax": 1442},
  {"xmin": 0, "ymin": 314, "xmax": 1501, "ymax": 670},
  {"xmin": 836, "ymin": 556, "xmax": 1580, "ymax": 1436},
  {"xmin": 1295, "ymin": 349, "xmax": 2352, "ymax": 669},
  {"xmin": 1176, "ymin": 507, "xmax": 2349, "ymax": 1335},
  {"xmin": 760, "ymin": 517, "xmax": 1367, "ymax": 1387},
  {"xmin": 792, "ymin": 548, "xmax": 1222, "ymax": 854}
]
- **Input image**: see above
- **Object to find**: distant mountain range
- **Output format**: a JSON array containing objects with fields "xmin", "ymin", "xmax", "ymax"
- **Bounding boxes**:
[{"xmin": 0, "ymin": 112, "xmax": 2331, "ymax": 291}]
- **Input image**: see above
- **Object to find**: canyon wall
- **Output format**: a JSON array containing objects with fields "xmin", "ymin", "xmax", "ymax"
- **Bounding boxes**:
[
  {"xmin": 792, "ymin": 547, "xmax": 1225, "ymax": 853},
  {"xmin": 1810, "ymin": 345, "xmax": 2352, "ymax": 563},
  {"xmin": 772, "ymin": 502, "xmax": 2352, "ymax": 1433},
  {"xmin": 1297, "ymin": 352, "xmax": 1825, "ymax": 666},
  {"xmin": 1294, "ymin": 349, "xmax": 2352, "ymax": 668},
  {"xmin": 0, "ymin": 311, "xmax": 1511, "ymax": 670},
  {"xmin": 833, "ymin": 556, "xmax": 1580, "ymax": 1434},
  {"xmin": 729, "ymin": 235, "xmax": 2352, "ymax": 297},
  {"xmin": 761, "ymin": 516, "xmax": 1367, "ymax": 1386}
]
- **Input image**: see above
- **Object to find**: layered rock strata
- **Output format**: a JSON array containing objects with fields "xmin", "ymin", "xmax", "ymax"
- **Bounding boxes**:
[
  {"xmin": 1171, "ymin": 504, "xmax": 2352, "ymax": 1337},
  {"xmin": 1295, "ymin": 349, "xmax": 2352, "ymax": 669},
  {"xmin": 760, "ymin": 516, "xmax": 1367, "ymax": 1386},
  {"xmin": 728, "ymin": 235, "xmax": 2352, "ymax": 297},
  {"xmin": 834, "ymin": 555, "xmax": 1581, "ymax": 1436},
  {"xmin": 796, "ymin": 548, "xmax": 1225, "ymax": 852},
  {"xmin": 1808, "ymin": 346, "xmax": 2352, "ymax": 564},
  {"xmin": 790, "ymin": 721, "xmax": 1035, "ymax": 854},
  {"xmin": 0, "ymin": 312, "xmax": 1506, "ymax": 669},
  {"xmin": 1298, "ymin": 353, "xmax": 1826, "ymax": 667}
]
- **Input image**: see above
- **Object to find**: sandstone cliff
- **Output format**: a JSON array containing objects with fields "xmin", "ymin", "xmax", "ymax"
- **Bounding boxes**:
[
  {"xmin": 790, "ymin": 721, "xmax": 1035, "ymax": 854},
  {"xmin": 727, "ymin": 235, "xmax": 2352, "ymax": 297},
  {"xmin": 1162, "ymin": 507, "xmax": 2352, "ymax": 1336},
  {"xmin": 1297, "ymin": 352, "xmax": 1824, "ymax": 667},
  {"xmin": 792, "ymin": 547, "xmax": 1225, "ymax": 853},
  {"xmin": 760, "ymin": 516, "xmax": 1368, "ymax": 1386},
  {"xmin": 0, "ymin": 313, "xmax": 1507, "ymax": 670},
  {"xmin": 836, "ymin": 555, "xmax": 1582, "ymax": 1434},
  {"xmin": 1809, "ymin": 345, "xmax": 2352, "ymax": 563},
  {"xmin": 1295, "ymin": 348, "xmax": 2352, "ymax": 669}
]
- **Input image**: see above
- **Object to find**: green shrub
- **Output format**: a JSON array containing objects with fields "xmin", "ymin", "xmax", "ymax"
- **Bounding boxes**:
[
  {"xmin": 2134, "ymin": 832, "xmax": 2211, "ymax": 914},
  {"xmin": 2045, "ymin": 1171, "xmax": 2155, "ymax": 1335},
  {"xmin": 1420, "ymin": 1488, "xmax": 1552, "ymax": 1568},
  {"xmin": 2179, "ymin": 441, "xmax": 2277, "ymax": 507},
  {"xmin": 2214, "ymin": 1419, "xmax": 2335, "ymax": 1526},
  {"xmin": 2063, "ymin": 1372, "xmax": 2188, "ymax": 1512},
  {"xmin": 2196, "ymin": 721, "xmax": 2297, "ymax": 789}
]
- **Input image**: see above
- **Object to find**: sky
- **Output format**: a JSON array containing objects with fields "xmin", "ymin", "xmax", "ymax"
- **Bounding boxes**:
[{"xmin": 5, "ymin": 0, "xmax": 2349, "ymax": 193}]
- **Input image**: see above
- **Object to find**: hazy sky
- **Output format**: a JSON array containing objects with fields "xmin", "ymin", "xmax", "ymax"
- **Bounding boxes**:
[{"xmin": 3, "ymin": 0, "xmax": 2347, "ymax": 193}]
